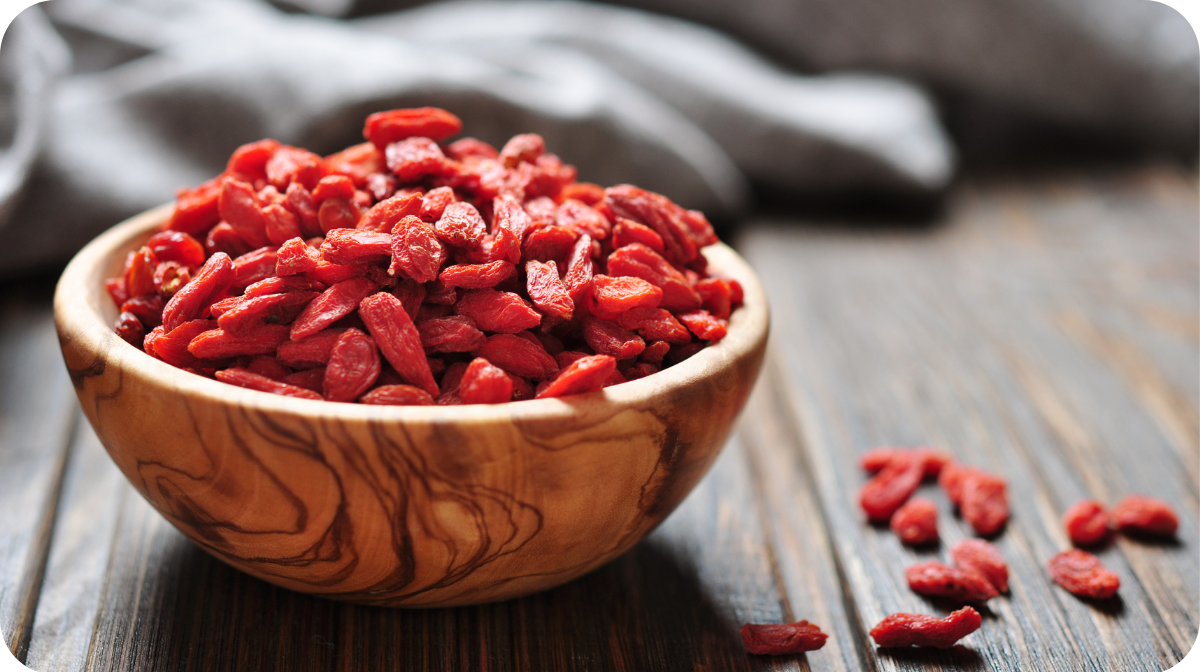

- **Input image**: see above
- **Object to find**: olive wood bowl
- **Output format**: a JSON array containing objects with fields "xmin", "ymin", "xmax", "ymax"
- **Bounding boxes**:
[{"xmin": 54, "ymin": 204, "xmax": 769, "ymax": 607}]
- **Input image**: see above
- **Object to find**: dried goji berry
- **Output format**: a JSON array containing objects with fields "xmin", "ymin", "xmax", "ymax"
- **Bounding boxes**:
[
  {"xmin": 456, "ymin": 289, "xmax": 541, "ymax": 333},
  {"xmin": 284, "ymin": 183, "xmax": 322, "ymax": 237},
  {"xmin": 695, "ymin": 277, "xmax": 732, "ymax": 320},
  {"xmin": 218, "ymin": 177, "xmax": 271, "ymax": 249},
  {"xmin": 215, "ymin": 367, "xmax": 323, "ymax": 400},
  {"xmin": 205, "ymin": 222, "xmax": 252, "ymax": 258},
  {"xmin": 146, "ymin": 230, "xmax": 206, "ymax": 268},
  {"xmin": 225, "ymin": 139, "xmax": 279, "ymax": 182},
  {"xmin": 1110, "ymin": 494, "xmax": 1178, "ymax": 537},
  {"xmin": 439, "ymin": 261, "xmax": 516, "ymax": 289},
  {"xmin": 591, "ymin": 275, "xmax": 663, "ymax": 313},
  {"xmin": 869, "ymin": 607, "xmax": 981, "ymax": 648},
  {"xmin": 311, "ymin": 175, "xmax": 354, "ymax": 203},
  {"xmin": 499, "ymin": 133, "xmax": 544, "ymax": 168},
  {"xmin": 556, "ymin": 199, "xmax": 611, "ymax": 240},
  {"xmin": 360, "ymin": 384, "xmax": 434, "ymax": 406},
  {"xmin": 607, "ymin": 243, "xmax": 700, "ymax": 312},
  {"xmin": 365, "ymin": 173, "xmax": 397, "ymax": 202},
  {"xmin": 167, "ymin": 177, "xmax": 223, "ymax": 236},
  {"xmin": 320, "ymin": 228, "xmax": 392, "ymax": 265},
  {"xmin": 290, "ymin": 277, "xmax": 377, "ymax": 340},
  {"xmin": 605, "ymin": 185, "xmax": 698, "ymax": 266},
  {"xmin": 1063, "ymin": 500, "xmax": 1110, "ymax": 546},
  {"xmin": 318, "ymin": 198, "xmax": 361, "ymax": 232},
  {"xmin": 124, "ymin": 246, "xmax": 158, "ymax": 298},
  {"xmin": 739, "ymin": 621, "xmax": 827, "ymax": 655},
  {"xmin": 522, "ymin": 226, "xmax": 578, "ymax": 263},
  {"xmin": 162, "ymin": 252, "xmax": 235, "ymax": 333},
  {"xmin": 444, "ymin": 137, "xmax": 498, "ymax": 161},
  {"xmin": 188, "ymin": 324, "xmax": 291, "ymax": 359},
  {"xmin": 417, "ymin": 315, "xmax": 487, "ymax": 353},
  {"xmin": 458, "ymin": 357, "xmax": 514, "ymax": 404},
  {"xmin": 357, "ymin": 191, "xmax": 423, "ymax": 233},
  {"xmin": 491, "ymin": 193, "xmax": 531, "ymax": 264},
  {"xmin": 860, "ymin": 447, "xmax": 952, "ymax": 478},
  {"xmin": 114, "ymin": 312, "xmax": 144, "ymax": 346},
  {"xmin": 890, "ymin": 497, "xmax": 938, "ymax": 545},
  {"xmin": 473, "ymin": 333, "xmax": 559, "ymax": 381},
  {"xmin": 950, "ymin": 539, "xmax": 1009, "ymax": 593},
  {"xmin": 640, "ymin": 340, "xmax": 671, "ymax": 364},
  {"xmin": 231, "ymin": 247, "xmax": 279, "ymax": 291},
  {"xmin": 358, "ymin": 292, "xmax": 438, "ymax": 397},
  {"xmin": 612, "ymin": 217, "xmax": 664, "ymax": 254},
  {"xmin": 905, "ymin": 561, "xmax": 998, "ymax": 603},
  {"xmin": 583, "ymin": 318, "xmax": 646, "ymax": 359},
  {"xmin": 1048, "ymin": 549, "xmax": 1120, "ymax": 599},
  {"xmin": 859, "ymin": 450, "xmax": 925, "ymax": 523},
  {"xmin": 275, "ymin": 238, "xmax": 320, "ymax": 276},
  {"xmin": 153, "ymin": 261, "xmax": 191, "ymax": 296},
  {"xmin": 244, "ymin": 276, "xmax": 324, "ymax": 299},
  {"xmin": 246, "ymin": 355, "xmax": 290, "ymax": 381},
  {"xmin": 305, "ymin": 259, "xmax": 369, "ymax": 285},
  {"xmin": 390, "ymin": 215, "xmax": 446, "ymax": 283},
  {"xmin": 622, "ymin": 362, "xmax": 658, "ymax": 380},
  {"xmin": 322, "ymin": 328, "xmax": 380, "ymax": 402},
  {"xmin": 961, "ymin": 471, "xmax": 1009, "ymax": 536},
  {"xmin": 106, "ymin": 277, "xmax": 130, "ymax": 307},
  {"xmin": 365, "ymin": 107, "xmax": 462, "ymax": 149},
  {"xmin": 153, "ymin": 319, "xmax": 218, "ymax": 368},
  {"xmin": 616, "ymin": 308, "xmax": 691, "ymax": 344},
  {"xmin": 266, "ymin": 145, "xmax": 323, "ymax": 191},
  {"xmin": 217, "ymin": 291, "xmax": 317, "ymax": 336},
  {"xmin": 418, "ymin": 185, "xmax": 455, "ymax": 221},
  {"xmin": 143, "ymin": 325, "xmax": 165, "ymax": 357},
  {"xmin": 536, "ymin": 354, "xmax": 616, "ymax": 399},
  {"xmin": 525, "ymin": 260, "xmax": 573, "ymax": 320},
  {"xmin": 277, "ymin": 328, "xmax": 346, "ymax": 368},
  {"xmin": 938, "ymin": 462, "xmax": 986, "ymax": 507},
  {"xmin": 424, "ymin": 280, "xmax": 457, "ymax": 305},
  {"xmin": 432, "ymin": 201, "xmax": 486, "ymax": 249},
  {"xmin": 677, "ymin": 310, "xmax": 728, "ymax": 341},
  {"xmin": 386, "ymin": 137, "xmax": 447, "ymax": 182},
  {"xmin": 260, "ymin": 202, "xmax": 301, "ymax": 246},
  {"xmin": 120, "ymin": 295, "xmax": 164, "ymax": 328},
  {"xmin": 562, "ymin": 234, "xmax": 595, "ymax": 305},
  {"xmin": 280, "ymin": 367, "xmax": 324, "ymax": 392},
  {"xmin": 324, "ymin": 142, "xmax": 385, "ymax": 186},
  {"xmin": 559, "ymin": 182, "xmax": 605, "ymax": 205}
]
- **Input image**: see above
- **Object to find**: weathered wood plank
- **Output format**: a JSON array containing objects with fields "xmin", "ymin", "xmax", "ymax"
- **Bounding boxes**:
[
  {"xmin": 24, "ymin": 414, "xmax": 127, "ymax": 672},
  {"xmin": 0, "ymin": 282, "xmax": 80, "ymax": 662},
  {"xmin": 24, "ymin": 406, "xmax": 806, "ymax": 671},
  {"xmin": 737, "ymin": 166, "xmax": 1198, "ymax": 671},
  {"xmin": 736, "ymin": 370, "xmax": 872, "ymax": 672}
]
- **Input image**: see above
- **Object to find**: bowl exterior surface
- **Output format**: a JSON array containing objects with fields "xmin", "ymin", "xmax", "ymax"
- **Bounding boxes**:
[{"xmin": 55, "ymin": 207, "xmax": 768, "ymax": 607}]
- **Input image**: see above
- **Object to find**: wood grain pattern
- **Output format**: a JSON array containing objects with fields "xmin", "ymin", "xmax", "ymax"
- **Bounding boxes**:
[
  {"xmin": 0, "ymin": 281, "xmax": 78, "ymax": 662},
  {"xmin": 51, "ymin": 207, "xmax": 770, "ymax": 608},
  {"xmin": 739, "ymin": 167, "xmax": 1197, "ymax": 671},
  {"xmin": 4, "ymin": 166, "xmax": 1195, "ymax": 670}
]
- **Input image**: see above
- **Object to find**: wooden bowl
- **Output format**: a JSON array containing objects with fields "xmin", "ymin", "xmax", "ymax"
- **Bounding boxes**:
[{"xmin": 53, "ymin": 204, "xmax": 769, "ymax": 607}]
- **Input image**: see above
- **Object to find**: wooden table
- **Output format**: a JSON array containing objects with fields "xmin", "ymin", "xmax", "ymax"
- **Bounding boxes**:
[{"xmin": 2, "ymin": 166, "xmax": 1196, "ymax": 671}]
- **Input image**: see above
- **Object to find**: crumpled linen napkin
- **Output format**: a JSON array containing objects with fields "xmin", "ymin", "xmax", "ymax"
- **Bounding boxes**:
[
  {"xmin": 0, "ymin": 0, "xmax": 952, "ymax": 276},
  {"xmin": 0, "ymin": 0, "xmax": 1194, "ymax": 277}
]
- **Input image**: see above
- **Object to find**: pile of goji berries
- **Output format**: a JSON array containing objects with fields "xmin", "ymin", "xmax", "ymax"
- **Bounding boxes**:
[{"xmin": 106, "ymin": 107, "xmax": 743, "ymax": 405}]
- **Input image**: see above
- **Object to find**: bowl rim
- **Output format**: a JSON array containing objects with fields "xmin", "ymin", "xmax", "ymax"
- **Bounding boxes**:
[{"xmin": 55, "ymin": 203, "xmax": 770, "ymax": 424}]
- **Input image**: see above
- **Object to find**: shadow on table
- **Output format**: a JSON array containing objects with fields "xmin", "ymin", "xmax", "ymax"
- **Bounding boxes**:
[{"xmin": 141, "ymin": 534, "xmax": 761, "ymax": 672}]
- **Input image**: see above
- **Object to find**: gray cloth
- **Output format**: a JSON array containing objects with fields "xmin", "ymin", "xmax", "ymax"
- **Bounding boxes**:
[{"xmin": 0, "ymin": 0, "xmax": 1194, "ymax": 276}]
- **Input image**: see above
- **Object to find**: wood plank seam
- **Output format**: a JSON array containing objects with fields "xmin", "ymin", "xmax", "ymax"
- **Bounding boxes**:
[
  {"xmin": 755, "ymin": 358, "xmax": 880, "ymax": 672},
  {"xmin": 8, "ymin": 410, "xmax": 79, "ymax": 664}
]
